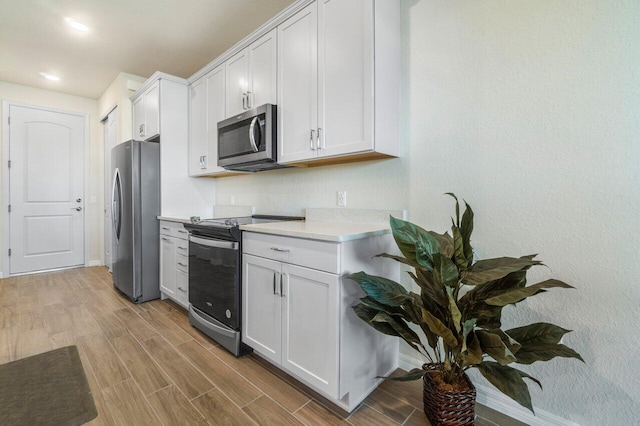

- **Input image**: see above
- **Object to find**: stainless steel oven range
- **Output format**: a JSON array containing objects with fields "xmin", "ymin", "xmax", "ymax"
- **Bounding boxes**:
[{"xmin": 183, "ymin": 215, "xmax": 303, "ymax": 356}]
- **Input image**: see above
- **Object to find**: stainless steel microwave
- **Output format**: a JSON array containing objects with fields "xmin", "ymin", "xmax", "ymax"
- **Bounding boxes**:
[{"xmin": 217, "ymin": 104, "xmax": 285, "ymax": 172}]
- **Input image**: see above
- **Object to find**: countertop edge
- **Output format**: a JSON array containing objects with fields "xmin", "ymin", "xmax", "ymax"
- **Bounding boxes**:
[
  {"xmin": 239, "ymin": 224, "xmax": 391, "ymax": 242},
  {"xmin": 157, "ymin": 216, "xmax": 192, "ymax": 224}
]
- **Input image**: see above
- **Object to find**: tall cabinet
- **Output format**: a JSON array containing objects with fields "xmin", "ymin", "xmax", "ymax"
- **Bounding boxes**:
[
  {"xmin": 131, "ymin": 72, "xmax": 214, "ymax": 218},
  {"xmin": 278, "ymin": 0, "xmax": 399, "ymax": 164}
]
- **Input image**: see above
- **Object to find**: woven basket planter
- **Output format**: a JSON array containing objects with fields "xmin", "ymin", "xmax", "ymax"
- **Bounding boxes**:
[{"xmin": 422, "ymin": 363, "xmax": 476, "ymax": 426}]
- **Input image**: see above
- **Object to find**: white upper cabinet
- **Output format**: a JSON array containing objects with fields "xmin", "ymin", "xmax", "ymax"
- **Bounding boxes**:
[
  {"xmin": 189, "ymin": 65, "xmax": 227, "ymax": 176},
  {"xmin": 132, "ymin": 81, "xmax": 160, "ymax": 141},
  {"xmin": 278, "ymin": 2, "xmax": 318, "ymax": 164},
  {"xmin": 189, "ymin": 77, "xmax": 206, "ymax": 175},
  {"xmin": 278, "ymin": 0, "xmax": 399, "ymax": 165},
  {"xmin": 227, "ymin": 29, "xmax": 278, "ymax": 117}
]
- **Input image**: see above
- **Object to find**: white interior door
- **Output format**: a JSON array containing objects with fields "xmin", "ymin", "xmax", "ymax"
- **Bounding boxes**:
[
  {"xmin": 8, "ymin": 104, "xmax": 85, "ymax": 274},
  {"xmin": 103, "ymin": 107, "xmax": 117, "ymax": 271}
]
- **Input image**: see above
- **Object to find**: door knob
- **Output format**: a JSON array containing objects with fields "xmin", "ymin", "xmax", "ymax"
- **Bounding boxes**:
[
  {"xmin": 72, "ymin": 207, "xmax": 82, "ymax": 211},
  {"xmin": 76, "ymin": 198, "xmax": 82, "ymax": 203}
]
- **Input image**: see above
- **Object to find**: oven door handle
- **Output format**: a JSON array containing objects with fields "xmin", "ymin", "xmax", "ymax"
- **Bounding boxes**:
[{"xmin": 189, "ymin": 235, "xmax": 239, "ymax": 250}]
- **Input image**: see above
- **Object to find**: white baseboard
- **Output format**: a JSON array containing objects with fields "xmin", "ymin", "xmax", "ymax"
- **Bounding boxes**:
[
  {"xmin": 398, "ymin": 353, "xmax": 579, "ymax": 426},
  {"xmin": 88, "ymin": 260, "xmax": 103, "ymax": 267}
]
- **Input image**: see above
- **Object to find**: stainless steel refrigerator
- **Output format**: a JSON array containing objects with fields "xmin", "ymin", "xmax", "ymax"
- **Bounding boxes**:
[{"xmin": 111, "ymin": 140, "xmax": 160, "ymax": 303}]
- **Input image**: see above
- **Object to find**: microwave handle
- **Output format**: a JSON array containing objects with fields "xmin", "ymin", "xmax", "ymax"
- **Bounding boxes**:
[{"xmin": 249, "ymin": 116, "xmax": 259, "ymax": 152}]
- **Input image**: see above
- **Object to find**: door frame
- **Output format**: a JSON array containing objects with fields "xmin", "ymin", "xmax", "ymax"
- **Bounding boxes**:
[{"xmin": 1, "ymin": 100, "xmax": 90, "ymax": 277}]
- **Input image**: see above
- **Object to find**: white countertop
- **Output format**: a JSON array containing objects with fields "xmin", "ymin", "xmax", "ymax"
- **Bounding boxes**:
[
  {"xmin": 240, "ymin": 220, "xmax": 390, "ymax": 242},
  {"xmin": 157, "ymin": 216, "xmax": 192, "ymax": 224}
]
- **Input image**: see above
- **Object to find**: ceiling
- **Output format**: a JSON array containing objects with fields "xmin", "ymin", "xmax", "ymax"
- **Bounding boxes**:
[{"xmin": 0, "ymin": 0, "xmax": 294, "ymax": 99}]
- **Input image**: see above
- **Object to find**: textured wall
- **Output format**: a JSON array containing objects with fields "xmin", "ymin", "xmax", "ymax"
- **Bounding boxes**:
[
  {"xmin": 217, "ymin": 1, "xmax": 639, "ymax": 423},
  {"xmin": 403, "ymin": 0, "xmax": 640, "ymax": 424}
]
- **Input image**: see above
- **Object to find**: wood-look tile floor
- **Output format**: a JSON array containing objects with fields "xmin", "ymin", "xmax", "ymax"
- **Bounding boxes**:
[{"xmin": 0, "ymin": 267, "xmax": 525, "ymax": 425}]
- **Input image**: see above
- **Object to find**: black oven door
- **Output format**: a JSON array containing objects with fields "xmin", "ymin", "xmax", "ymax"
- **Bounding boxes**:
[
  {"xmin": 188, "ymin": 235, "xmax": 240, "ymax": 330},
  {"xmin": 217, "ymin": 104, "xmax": 276, "ymax": 168}
]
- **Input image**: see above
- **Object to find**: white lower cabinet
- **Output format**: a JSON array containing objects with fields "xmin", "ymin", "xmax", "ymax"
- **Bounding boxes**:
[
  {"xmin": 159, "ymin": 220, "xmax": 189, "ymax": 308},
  {"xmin": 242, "ymin": 231, "xmax": 398, "ymax": 412}
]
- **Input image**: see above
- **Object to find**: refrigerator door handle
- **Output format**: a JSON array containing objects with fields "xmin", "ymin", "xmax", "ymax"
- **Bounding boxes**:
[{"xmin": 112, "ymin": 168, "xmax": 122, "ymax": 244}]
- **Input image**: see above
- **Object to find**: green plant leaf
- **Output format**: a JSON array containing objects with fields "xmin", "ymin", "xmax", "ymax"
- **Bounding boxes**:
[
  {"xmin": 460, "ymin": 201, "xmax": 474, "ymax": 264},
  {"xmin": 445, "ymin": 192, "xmax": 461, "ymax": 227},
  {"xmin": 476, "ymin": 330, "xmax": 517, "ymax": 365},
  {"xmin": 347, "ymin": 272, "xmax": 409, "ymax": 307},
  {"xmin": 462, "ymin": 257, "xmax": 542, "ymax": 286},
  {"xmin": 433, "ymin": 254, "xmax": 459, "ymax": 287},
  {"xmin": 388, "ymin": 368, "xmax": 427, "ymax": 381},
  {"xmin": 462, "ymin": 332, "xmax": 483, "ymax": 365},
  {"xmin": 506, "ymin": 322, "xmax": 571, "ymax": 346},
  {"xmin": 422, "ymin": 308, "xmax": 458, "ymax": 348},
  {"xmin": 451, "ymin": 225, "xmax": 468, "ymax": 269},
  {"xmin": 475, "ymin": 362, "xmax": 541, "ymax": 413},
  {"xmin": 353, "ymin": 304, "xmax": 397, "ymax": 336},
  {"xmin": 512, "ymin": 343, "xmax": 585, "ymax": 365},
  {"xmin": 375, "ymin": 253, "xmax": 423, "ymax": 270},
  {"xmin": 390, "ymin": 216, "xmax": 442, "ymax": 270},
  {"xmin": 485, "ymin": 279, "xmax": 574, "ymax": 306},
  {"xmin": 482, "ymin": 329, "xmax": 522, "ymax": 354},
  {"xmin": 372, "ymin": 312, "xmax": 423, "ymax": 347},
  {"xmin": 428, "ymin": 231, "xmax": 454, "ymax": 258},
  {"xmin": 446, "ymin": 287, "xmax": 462, "ymax": 334}
]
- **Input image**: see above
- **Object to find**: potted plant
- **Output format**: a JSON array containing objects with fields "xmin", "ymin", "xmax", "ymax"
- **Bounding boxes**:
[{"xmin": 348, "ymin": 194, "xmax": 583, "ymax": 425}]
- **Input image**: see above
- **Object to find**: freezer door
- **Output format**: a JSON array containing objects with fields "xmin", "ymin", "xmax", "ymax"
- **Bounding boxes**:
[{"xmin": 111, "ymin": 141, "xmax": 135, "ymax": 300}]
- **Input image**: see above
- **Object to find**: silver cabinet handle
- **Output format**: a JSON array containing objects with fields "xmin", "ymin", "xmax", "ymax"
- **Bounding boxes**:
[
  {"xmin": 310, "ymin": 129, "xmax": 316, "ymax": 150},
  {"xmin": 178, "ymin": 246, "xmax": 187, "ymax": 250},
  {"xmin": 178, "ymin": 230, "xmax": 188, "ymax": 234},
  {"xmin": 249, "ymin": 116, "xmax": 259, "ymax": 152},
  {"xmin": 242, "ymin": 93, "xmax": 247, "ymax": 110},
  {"xmin": 317, "ymin": 127, "xmax": 323, "ymax": 150},
  {"xmin": 71, "ymin": 207, "xmax": 82, "ymax": 211},
  {"xmin": 280, "ymin": 273, "xmax": 285, "ymax": 298},
  {"xmin": 161, "ymin": 227, "xmax": 170, "ymax": 230},
  {"xmin": 273, "ymin": 272, "xmax": 277, "ymax": 295},
  {"xmin": 270, "ymin": 247, "xmax": 290, "ymax": 253},
  {"xmin": 178, "ymin": 286, "xmax": 186, "ymax": 291},
  {"xmin": 202, "ymin": 155, "xmax": 207, "ymax": 169},
  {"xmin": 246, "ymin": 91, "xmax": 252, "ymax": 108},
  {"xmin": 161, "ymin": 237, "xmax": 169, "ymax": 241},
  {"xmin": 177, "ymin": 262, "xmax": 187, "ymax": 267}
]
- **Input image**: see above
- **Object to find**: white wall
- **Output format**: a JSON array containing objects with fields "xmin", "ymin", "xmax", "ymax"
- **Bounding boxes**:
[
  {"xmin": 97, "ymin": 72, "xmax": 147, "ymax": 264},
  {"xmin": 0, "ymin": 81, "xmax": 101, "ymax": 273},
  {"xmin": 215, "ymin": 1, "xmax": 640, "ymax": 424}
]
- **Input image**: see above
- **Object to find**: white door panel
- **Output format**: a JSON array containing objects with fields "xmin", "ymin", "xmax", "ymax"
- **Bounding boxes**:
[{"xmin": 9, "ymin": 105, "xmax": 85, "ymax": 274}]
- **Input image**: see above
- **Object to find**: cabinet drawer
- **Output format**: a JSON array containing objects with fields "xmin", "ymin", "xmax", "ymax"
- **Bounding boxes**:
[
  {"xmin": 176, "ymin": 242, "xmax": 189, "ymax": 256},
  {"xmin": 176, "ymin": 270, "xmax": 189, "ymax": 308},
  {"xmin": 176, "ymin": 254, "xmax": 189, "ymax": 273},
  {"xmin": 243, "ymin": 232, "xmax": 339, "ymax": 274},
  {"xmin": 159, "ymin": 220, "xmax": 190, "ymax": 240}
]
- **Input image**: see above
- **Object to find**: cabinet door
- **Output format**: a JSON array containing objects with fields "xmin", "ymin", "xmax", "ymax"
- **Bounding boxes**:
[
  {"xmin": 143, "ymin": 82, "xmax": 160, "ymax": 140},
  {"xmin": 318, "ymin": 0, "xmax": 374, "ymax": 157},
  {"xmin": 132, "ymin": 96, "xmax": 145, "ymax": 140},
  {"xmin": 242, "ymin": 254, "xmax": 281, "ymax": 364},
  {"xmin": 160, "ymin": 235, "xmax": 176, "ymax": 298},
  {"xmin": 226, "ymin": 49, "xmax": 249, "ymax": 117},
  {"xmin": 205, "ymin": 65, "xmax": 227, "ymax": 174},
  {"xmin": 248, "ymin": 28, "xmax": 277, "ymax": 109},
  {"xmin": 277, "ymin": 1, "xmax": 318, "ymax": 164},
  {"xmin": 189, "ymin": 77, "xmax": 206, "ymax": 176},
  {"xmin": 281, "ymin": 263, "xmax": 340, "ymax": 398}
]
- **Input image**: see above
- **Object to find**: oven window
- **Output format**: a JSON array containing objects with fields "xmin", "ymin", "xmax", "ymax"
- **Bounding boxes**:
[
  {"xmin": 218, "ymin": 114, "xmax": 266, "ymax": 159},
  {"xmin": 188, "ymin": 240, "xmax": 240, "ymax": 330}
]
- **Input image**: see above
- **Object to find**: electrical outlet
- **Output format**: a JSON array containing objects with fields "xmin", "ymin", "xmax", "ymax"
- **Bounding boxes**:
[{"xmin": 337, "ymin": 191, "xmax": 347, "ymax": 207}]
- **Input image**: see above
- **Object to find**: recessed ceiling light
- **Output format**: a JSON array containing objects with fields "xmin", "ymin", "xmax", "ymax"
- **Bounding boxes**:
[
  {"xmin": 64, "ymin": 17, "xmax": 89, "ymax": 32},
  {"xmin": 39, "ymin": 72, "xmax": 61, "ymax": 81}
]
